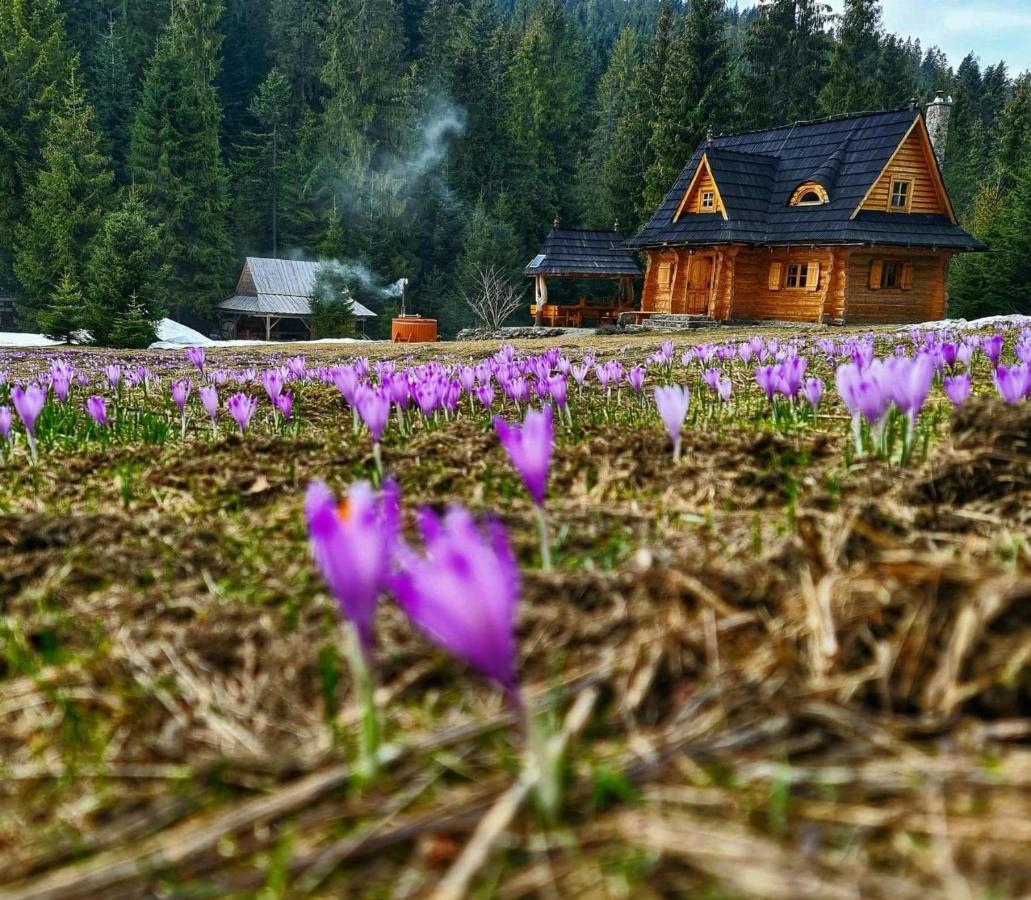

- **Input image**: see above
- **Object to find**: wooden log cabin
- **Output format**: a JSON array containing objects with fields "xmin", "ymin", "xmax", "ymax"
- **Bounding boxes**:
[{"xmin": 628, "ymin": 101, "xmax": 985, "ymax": 324}]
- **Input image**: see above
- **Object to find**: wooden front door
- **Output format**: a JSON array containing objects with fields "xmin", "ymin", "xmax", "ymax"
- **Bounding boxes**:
[{"xmin": 682, "ymin": 255, "xmax": 713, "ymax": 314}]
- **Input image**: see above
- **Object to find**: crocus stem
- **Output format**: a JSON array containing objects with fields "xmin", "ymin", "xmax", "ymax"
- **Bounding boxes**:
[
  {"xmin": 534, "ymin": 504, "xmax": 552, "ymax": 572},
  {"xmin": 345, "ymin": 625, "xmax": 380, "ymax": 781},
  {"xmin": 527, "ymin": 703, "xmax": 561, "ymax": 823},
  {"xmin": 372, "ymin": 441, "xmax": 383, "ymax": 478},
  {"xmin": 26, "ymin": 432, "xmax": 37, "ymax": 465},
  {"xmin": 673, "ymin": 436, "xmax": 682, "ymax": 462}
]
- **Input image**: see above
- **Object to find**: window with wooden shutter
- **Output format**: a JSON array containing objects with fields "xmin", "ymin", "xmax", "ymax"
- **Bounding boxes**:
[
  {"xmin": 804, "ymin": 262, "xmax": 821, "ymax": 291},
  {"xmin": 900, "ymin": 262, "xmax": 914, "ymax": 290},
  {"xmin": 869, "ymin": 260, "xmax": 883, "ymax": 290},
  {"xmin": 657, "ymin": 261, "xmax": 672, "ymax": 288},
  {"xmin": 768, "ymin": 262, "xmax": 783, "ymax": 290}
]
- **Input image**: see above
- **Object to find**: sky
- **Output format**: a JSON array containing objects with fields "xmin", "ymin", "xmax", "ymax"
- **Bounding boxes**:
[{"xmin": 824, "ymin": 0, "xmax": 1031, "ymax": 75}]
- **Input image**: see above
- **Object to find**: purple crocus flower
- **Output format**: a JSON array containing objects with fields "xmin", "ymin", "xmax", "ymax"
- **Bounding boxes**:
[
  {"xmin": 716, "ymin": 375, "xmax": 732, "ymax": 404},
  {"xmin": 981, "ymin": 333, "xmax": 1004, "ymax": 366},
  {"xmin": 943, "ymin": 373, "xmax": 971, "ymax": 408},
  {"xmin": 654, "ymin": 384, "xmax": 690, "ymax": 460},
  {"xmin": 802, "ymin": 377, "xmax": 824, "ymax": 410},
  {"xmin": 392, "ymin": 506, "xmax": 520, "ymax": 703},
  {"xmin": 627, "ymin": 366, "xmax": 646, "ymax": 394},
  {"xmin": 547, "ymin": 374, "xmax": 568, "ymax": 409},
  {"xmin": 275, "ymin": 391, "xmax": 293, "ymax": 421},
  {"xmin": 889, "ymin": 354, "xmax": 935, "ymax": 420},
  {"xmin": 261, "ymin": 368, "xmax": 284, "ymax": 401},
  {"xmin": 755, "ymin": 365, "xmax": 777, "ymax": 401},
  {"xmin": 86, "ymin": 395, "xmax": 108, "ymax": 427},
  {"xmin": 0, "ymin": 406, "xmax": 12, "ymax": 445},
  {"xmin": 185, "ymin": 347, "xmax": 206, "ymax": 371},
  {"xmin": 105, "ymin": 365, "xmax": 121, "ymax": 390},
  {"xmin": 227, "ymin": 392, "xmax": 258, "ymax": 433},
  {"xmin": 305, "ymin": 479, "xmax": 400, "ymax": 657},
  {"xmin": 12, "ymin": 383, "xmax": 45, "ymax": 436},
  {"xmin": 357, "ymin": 385, "xmax": 391, "ymax": 443},
  {"xmin": 993, "ymin": 364, "xmax": 1029, "ymax": 404},
  {"xmin": 493, "ymin": 404, "xmax": 553, "ymax": 507},
  {"xmin": 474, "ymin": 383, "xmax": 495, "ymax": 409},
  {"xmin": 171, "ymin": 378, "xmax": 191, "ymax": 411},
  {"xmin": 199, "ymin": 385, "xmax": 219, "ymax": 422}
]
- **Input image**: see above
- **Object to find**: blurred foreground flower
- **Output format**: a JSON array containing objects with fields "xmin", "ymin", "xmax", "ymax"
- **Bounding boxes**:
[
  {"xmin": 392, "ymin": 506, "xmax": 520, "ymax": 711},
  {"xmin": 86, "ymin": 395, "xmax": 108, "ymax": 427},
  {"xmin": 306, "ymin": 479, "xmax": 400, "ymax": 778}
]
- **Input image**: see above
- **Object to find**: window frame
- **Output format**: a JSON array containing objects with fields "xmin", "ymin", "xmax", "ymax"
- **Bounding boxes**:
[
  {"xmin": 797, "ymin": 190, "xmax": 823, "ymax": 205},
  {"xmin": 888, "ymin": 178, "xmax": 912, "ymax": 212},
  {"xmin": 700, "ymin": 190, "xmax": 716, "ymax": 211},
  {"xmin": 784, "ymin": 262, "xmax": 810, "ymax": 290}
]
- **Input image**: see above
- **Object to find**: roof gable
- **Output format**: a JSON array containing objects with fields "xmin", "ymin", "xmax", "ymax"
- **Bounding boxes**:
[
  {"xmin": 629, "ymin": 107, "xmax": 982, "ymax": 252},
  {"xmin": 853, "ymin": 116, "xmax": 954, "ymax": 221},
  {"xmin": 673, "ymin": 154, "xmax": 727, "ymax": 220}
]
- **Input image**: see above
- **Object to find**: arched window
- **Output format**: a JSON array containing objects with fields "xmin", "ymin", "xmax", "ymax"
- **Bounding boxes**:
[{"xmin": 790, "ymin": 183, "xmax": 829, "ymax": 206}]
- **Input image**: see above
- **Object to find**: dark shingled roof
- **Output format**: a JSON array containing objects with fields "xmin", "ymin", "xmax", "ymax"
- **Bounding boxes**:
[
  {"xmin": 628, "ymin": 107, "xmax": 985, "ymax": 252},
  {"xmin": 524, "ymin": 229, "xmax": 643, "ymax": 278}
]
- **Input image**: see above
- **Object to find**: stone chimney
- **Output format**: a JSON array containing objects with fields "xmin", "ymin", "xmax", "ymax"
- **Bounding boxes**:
[{"xmin": 925, "ymin": 90, "xmax": 953, "ymax": 166}]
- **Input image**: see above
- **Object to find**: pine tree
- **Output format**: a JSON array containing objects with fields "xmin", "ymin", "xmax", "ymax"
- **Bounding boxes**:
[
  {"xmin": 993, "ymin": 72, "xmax": 1031, "ymax": 194},
  {"xmin": 85, "ymin": 191, "xmax": 168, "ymax": 346},
  {"xmin": 504, "ymin": 0, "xmax": 587, "ymax": 245},
  {"xmin": 13, "ymin": 71, "xmax": 114, "ymax": 327},
  {"xmin": 269, "ymin": 0, "xmax": 328, "ymax": 108},
  {"xmin": 603, "ymin": 0, "xmax": 675, "ymax": 229},
  {"xmin": 90, "ymin": 14, "xmax": 135, "ymax": 179},
  {"xmin": 818, "ymin": 0, "xmax": 883, "ymax": 114},
  {"xmin": 644, "ymin": 0, "xmax": 733, "ymax": 212},
  {"xmin": 39, "ymin": 269, "xmax": 87, "ymax": 341},
  {"xmin": 129, "ymin": 0, "xmax": 232, "ymax": 321},
  {"xmin": 321, "ymin": 0, "xmax": 410, "ymax": 182},
  {"xmin": 577, "ymin": 26, "xmax": 641, "ymax": 227},
  {"xmin": 232, "ymin": 68, "xmax": 293, "ymax": 257},
  {"xmin": 455, "ymin": 196, "xmax": 522, "ymax": 300},
  {"xmin": 943, "ymin": 54, "xmax": 985, "ymax": 220},
  {"xmin": 0, "ymin": 0, "xmax": 73, "ymax": 291},
  {"xmin": 310, "ymin": 264, "xmax": 357, "ymax": 338},
  {"xmin": 877, "ymin": 34, "xmax": 918, "ymax": 108}
]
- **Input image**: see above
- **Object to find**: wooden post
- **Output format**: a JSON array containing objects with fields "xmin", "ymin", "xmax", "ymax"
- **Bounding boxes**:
[
  {"xmin": 534, "ymin": 275, "xmax": 547, "ymax": 327},
  {"xmin": 265, "ymin": 316, "xmax": 272, "ymax": 341}
]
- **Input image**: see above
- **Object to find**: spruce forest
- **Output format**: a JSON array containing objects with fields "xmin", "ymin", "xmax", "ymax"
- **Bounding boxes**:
[{"xmin": 2, "ymin": 0, "xmax": 1030, "ymax": 344}]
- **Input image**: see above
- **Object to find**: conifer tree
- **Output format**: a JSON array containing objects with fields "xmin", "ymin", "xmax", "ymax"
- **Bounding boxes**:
[
  {"xmin": 604, "ymin": 0, "xmax": 675, "ymax": 229},
  {"xmin": 577, "ymin": 26, "xmax": 641, "ymax": 227},
  {"xmin": 129, "ymin": 0, "xmax": 232, "ymax": 320},
  {"xmin": 943, "ymin": 54, "xmax": 986, "ymax": 219},
  {"xmin": 14, "ymin": 71, "xmax": 114, "ymax": 326},
  {"xmin": 90, "ymin": 15, "xmax": 135, "ymax": 179},
  {"xmin": 40, "ymin": 269, "xmax": 88, "ymax": 341},
  {"xmin": 504, "ymin": 0, "xmax": 587, "ymax": 244},
  {"xmin": 269, "ymin": 0, "xmax": 328, "ymax": 107},
  {"xmin": 85, "ymin": 191, "xmax": 168, "ymax": 345},
  {"xmin": 644, "ymin": 0, "xmax": 733, "ymax": 212},
  {"xmin": 992, "ymin": 72, "xmax": 1031, "ymax": 194},
  {"xmin": 232, "ymin": 68, "xmax": 293, "ymax": 257},
  {"xmin": 455, "ymin": 196, "xmax": 522, "ymax": 306},
  {"xmin": 818, "ymin": 0, "xmax": 883, "ymax": 114},
  {"xmin": 0, "ymin": 0, "xmax": 73, "ymax": 291}
]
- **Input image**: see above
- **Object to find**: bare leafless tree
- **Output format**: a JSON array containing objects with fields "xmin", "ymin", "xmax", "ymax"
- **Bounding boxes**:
[{"xmin": 462, "ymin": 266, "xmax": 525, "ymax": 333}]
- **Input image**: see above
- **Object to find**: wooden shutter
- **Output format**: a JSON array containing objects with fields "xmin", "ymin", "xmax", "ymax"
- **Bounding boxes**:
[
  {"xmin": 768, "ymin": 262, "xmax": 783, "ymax": 291},
  {"xmin": 869, "ymin": 260, "xmax": 883, "ymax": 290},
  {"xmin": 657, "ymin": 262, "xmax": 671, "ymax": 288},
  {"xmin": 900, "ymin": 262, "xmax": 914, "ymax": 290},
  {"xmin": 805, "ymin": 262, "xmax": 821, "ymax": 291}
]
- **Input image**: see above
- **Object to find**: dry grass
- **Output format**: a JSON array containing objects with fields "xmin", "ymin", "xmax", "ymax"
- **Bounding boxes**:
[{"xmin": 0, "ymin": 328, "xmax": 1028, "ymax": 898}]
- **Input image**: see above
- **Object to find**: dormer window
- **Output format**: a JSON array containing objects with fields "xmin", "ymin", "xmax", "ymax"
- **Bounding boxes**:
[
  {"xmin": 789, "ymin": 182, "xmax": 829, "ymax": 206},
  {"xmin": 701, "ymin": 190, "xmax": 715, "ymax": 211},
  {"xmin": 889, "ymin": 179, "xmax": 912, "ymax": 211}
]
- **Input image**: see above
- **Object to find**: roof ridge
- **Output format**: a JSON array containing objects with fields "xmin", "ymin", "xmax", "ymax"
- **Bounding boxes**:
[{"xmin": 709, "ymin": 105, "xmax": 915, "ymax": 142}]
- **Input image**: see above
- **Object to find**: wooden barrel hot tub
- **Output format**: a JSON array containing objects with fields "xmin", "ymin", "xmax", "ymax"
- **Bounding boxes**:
[{"xmin": 391, "ymin": 315, "xmax": 438, "ymax": 343}]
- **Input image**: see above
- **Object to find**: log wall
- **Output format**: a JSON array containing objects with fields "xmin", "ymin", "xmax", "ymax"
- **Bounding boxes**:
[{"xmin": 844, "ymin": 249, "xmax": 951, "ymax": 324}]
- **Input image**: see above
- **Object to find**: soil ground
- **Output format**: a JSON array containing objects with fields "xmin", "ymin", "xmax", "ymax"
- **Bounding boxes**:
[{"xmin": 0, "ymin": 327, "xmax": 1028, "ymax": 899}]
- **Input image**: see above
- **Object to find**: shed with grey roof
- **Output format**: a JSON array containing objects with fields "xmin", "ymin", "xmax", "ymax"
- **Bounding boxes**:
[{"xmin": 218, "ymin": 258, "xmax": 376, "ymax": 341}]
